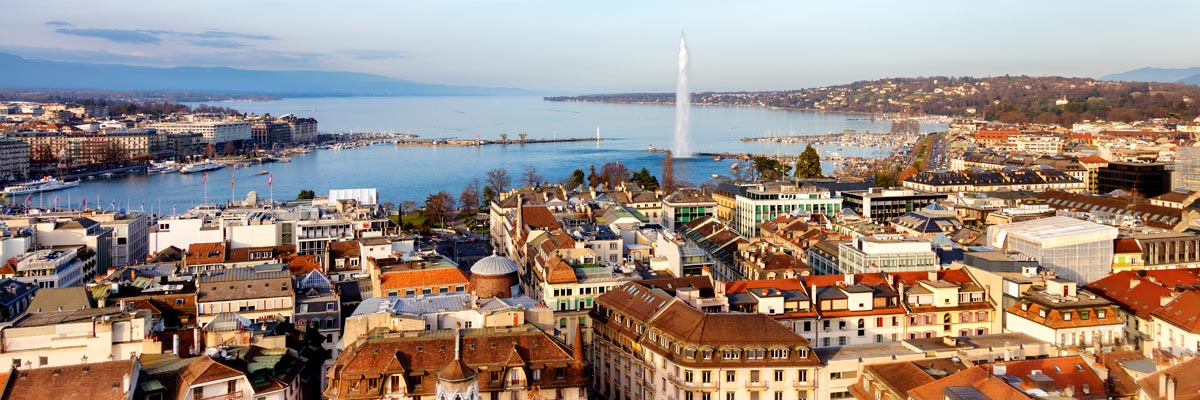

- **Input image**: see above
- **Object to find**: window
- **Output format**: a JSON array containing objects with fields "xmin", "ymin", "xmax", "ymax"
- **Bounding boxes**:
[
  {"xmin": 750, "ymin": 370, "xmax": 761, "ymax": 383},
  {"xmin": 770, "ymin": 348, "xmax": 788, "ymax": 359},
  {"xmin": 774, "ymin": 392, "xmax": 784, "ymax": 400},
  {"xmin": 701, "ymin": 349, "xmax": 713, "ymax": 360},
  {"xmin": 773, "ymin": 370, "xmax": 784, "ymax": 382},
  {"xmin": 228, "ymin": 380, "xmax": 237, "ymax": 393},
  {"xmin": 797, "ymin": 370, "xmax": 808, "ymax": 383},
  {"xmin": 701, "ymin": 371, "xmax": 712, "ymax": 383},
  {"xmin": 38, "ymin": 357, "xmax": 47, "ymax": 366},
  {"xmin": 532, "ymin": 369, "xmax": 541, "ymax": 380},
  {"xmin": 1063, "ymin": 312, "xmax": 1072, "ymax": 321},
  {"xmin": 726, "ymin": 371, "xmax": 736, "ymax": 383},
  {"xmin": 685, "ymin": 370, "xmax": 694, "ymax": 382},
  {"xmin": 193, "ymin": 388, "xmax": 203, "ymax": 400},
  {"xmin": 1098, "ymin": 310, "xmax": 1106, "ymax": 318}
]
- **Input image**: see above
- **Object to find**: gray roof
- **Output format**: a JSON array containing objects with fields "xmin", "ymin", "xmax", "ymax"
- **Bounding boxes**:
[
  {"xmin": 350, "ymin": 293, "xmax": 473, "ymax": 317},
  {"xmin": 28, "ymin": 286, "xmax": 92, "ymax": 313}
]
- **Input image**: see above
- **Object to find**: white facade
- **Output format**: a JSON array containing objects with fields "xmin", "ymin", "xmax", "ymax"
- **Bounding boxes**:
[
  {"xmin": 0, "ymin": 309, "xmax": 161, "ymax": 369},
  {"xmin": 151, "ymin": 121, "xmax": 252, "ymax": 144},
  {"xmin": 838, "ymin": 235, "xmax": 937, "ymax": 274},
  {"xmin": 150, "ymin": 217, "xmax": 224, "ymax": 253}
]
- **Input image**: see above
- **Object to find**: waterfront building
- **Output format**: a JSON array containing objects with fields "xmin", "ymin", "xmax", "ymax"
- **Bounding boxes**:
[
  {"xmin": 985, "ymin": 216, "xmax": 1117, "ymax": 284},
  {"xmin": 281, "ymin": 115, "xmax": 318, "ymax": 143},
  {"xmin": 1098, "ymin": 161, "xmax": 1171, "ymax": 198},
  {"xmin": 150, "ymin": 121, "xmax": 252, "ymax": 145},
  {"xmin": 661, "ymin": 190, "xmax": 717, "ymax": 231},
  {"xmin": 837, "ymin": 234, "xmax": 938, "ymax": 274},
  {"xmin": 733, "ymin": 182, "xmax": 841, "ymax": 237},
  {"xmin": 252, "ymin": 120, "xmax": 292, "ymax": 148},
  {"xmin": 592, "ymin": 282, "xmax": 822, "ymax": 400},
  {"xmin": 0, "ymin": 138, "xmax": 29, "ymax": 182},
  {"xmin": 840, "ymin": 188, "xmax": 947, "ymax": 223}
]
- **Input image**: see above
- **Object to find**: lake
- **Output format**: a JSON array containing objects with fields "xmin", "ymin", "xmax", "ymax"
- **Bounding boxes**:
[{"xmin": 15, "ymin": 96, "xmax": 943, "ymax": 211}]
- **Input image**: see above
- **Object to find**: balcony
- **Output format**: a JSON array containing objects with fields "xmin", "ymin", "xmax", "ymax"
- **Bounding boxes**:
[
  {"xmin": 793, "ymin": 379, "xmax": 814, "ymax": 388},
  {"xmin": 666, "ymin": 374, "xmax": 718, "ymax": 391},
  {"xmin": 745, "ymin": 380, "xmax": 769, "ymax": 390},
  {"xmin": 199, "ymin": 391, "xmax": 243, "ymax": 400}
]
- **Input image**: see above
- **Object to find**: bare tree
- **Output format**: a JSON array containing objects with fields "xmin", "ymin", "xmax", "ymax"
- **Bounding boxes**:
[
  {"xmin": 599, "ymin": 161, "xmax": 631, "ymax": 187},
  {"xmin": 522, "ymin": 165, "xmax": 541, "ymax": 187},
  {"xmin": 500, "ymin": 133, "xmax": 508, "ymax": 143},
  {"xmin": 486, "ymin": 168, "xmax": 512, "ymax": 194},
  {"xmin": 518, "ymin": 133, "xmax": 527, "ymax": 143},
  {"xmin": 662, "ymin": 150, "xmax": 675, "ymax": 193},
  {"xmin": 459, "ymin": 179, "xmax": 481, "ymax": 212}
]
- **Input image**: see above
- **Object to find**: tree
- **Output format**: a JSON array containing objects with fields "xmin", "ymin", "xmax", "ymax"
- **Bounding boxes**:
[
  {"xmin": 500, "ymin": 133, "xmax": 508, "ymax": 143},
  {"xmin": 566, "ymin": 169, "xmax": 586, "ymax": 188},
  {"xmin": 587, "ymin": 165, "xmax": 599, "ymax": 186},
  {"xmin": 752, "ymin": 157, "xmax": 791, "ymax": 181},
  {"xmin": 794, "ymin": 144, "xmax": 822, "ymax": 179},
  {"xmin": 460, "ymin": 179, "xmax": 481, "ymax": 212},
  {"xmin": 204, "ymin": 143, "xmax": 217, "ymax": 158},
  {"xmin": 297, "ymin": 189, "xmax": 316, "ymax": 199},
  {"xmin": 486, "ymin": 168, "xmax": 511, "ymax": 194},
  {"xmin": 519, "ymin": 133, "xmax": 527, "ymax": 143},
  {"xmin": 482, "ymin": 187, "xmax": 497, "ymax": 207},
  {"xmin": 522, "ymin": 165, "xmax": 541, "ymax": 187},
  {"xmin": 662, "ymin": 151, "xmax": 676, "ymax": 193},
  {"xmin": 422, "ymin": 191, "xmax": 456, "ymax": 227},
  {"xmin": 222, "ymin": 142, "xmax": 236, "ymax": 156},
  {"xmin": 872, "ymin": 160, "xmax": 904, "ymax": 188},
  {"xmin": 633, "ymin": 167, "xmax": 660, "ymax": 191},
  {"xmin": 599, "ymin": 162, "xmax": 631, "ymax": 187}
]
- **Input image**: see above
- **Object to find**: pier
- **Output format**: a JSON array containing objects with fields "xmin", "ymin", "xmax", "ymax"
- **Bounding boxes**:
[{"xmin": 392, "ymin": 137, "xmax": 602, "ymax": 147}]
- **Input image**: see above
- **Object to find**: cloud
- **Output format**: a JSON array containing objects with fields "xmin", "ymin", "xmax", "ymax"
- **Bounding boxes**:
[
  {"xmin": 338, "ymin": 49, "xmax": 408, "ymax": 60},
  {"xmin": 48, "ymin": 23, "xmax": 275, "ymax": 48},
  {"xmin": 0, "ymin": 45, "xmax": 154, "ymax": 64},
  {"xmin": 189, "ymin": 39, "xmax": 248, "ymax": 49},
  {"xmin": 54, "ymin": 28, "xmax": 162, "ymax": 44}
]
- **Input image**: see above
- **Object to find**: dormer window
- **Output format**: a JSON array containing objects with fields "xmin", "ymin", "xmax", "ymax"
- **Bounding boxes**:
[
  {"xmin": 684, "ymin": 347, "xmax": 696, "ymax": 359},
  {"xmin": 770, "ymin": 348, "xmax": 789, "ymax": 359},
  {"xmin": 1098, "ymin": 310, "xmax": 1106, "ymax": 318},
  {"xmin": 1038, "ymin": 309, "xmax": 1047, "ymax": 318},
  {"xmin": 722, "ymin": 349, "xmax": 740, "ymax": 360},
  {"xmin": 1063, "ymin": 312, "xmax": 1072, "ymax": 321}
]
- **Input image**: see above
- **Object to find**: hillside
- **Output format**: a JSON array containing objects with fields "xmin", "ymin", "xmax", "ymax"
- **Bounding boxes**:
[
  {"xmin": 547, "ymin": 76, "xmax": 1200, "ymax": 125},
  {"xmin": 1101, "ymin": 67, "xmax": 1200, "ymax": 83},
  {"xmin": 0, "ymin": 53, "xmax": 529, "ymax": 97}
]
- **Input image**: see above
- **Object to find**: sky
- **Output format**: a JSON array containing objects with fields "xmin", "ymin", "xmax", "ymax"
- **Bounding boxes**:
[{"xmin": 2, "ymin": 0, "xmax": 1199, "ymax": 94}]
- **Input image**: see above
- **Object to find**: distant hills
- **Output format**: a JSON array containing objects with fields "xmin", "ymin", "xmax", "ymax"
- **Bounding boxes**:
[
  {"xmin": 550, "ymin": 75, "xmax": 1200, "ymax": 125},
  {"xmin": 0, "ymin": 53, "xmax": 529, "ymax": 97},
  {"xmin": 1101, "ymin": 67, "xmax": 1200, "ymax": 84}
]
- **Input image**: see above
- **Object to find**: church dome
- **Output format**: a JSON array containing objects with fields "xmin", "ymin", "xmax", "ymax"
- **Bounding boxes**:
[{"xmin": 470, "ymin": 254, "xmax": 519, "ymax": 276}]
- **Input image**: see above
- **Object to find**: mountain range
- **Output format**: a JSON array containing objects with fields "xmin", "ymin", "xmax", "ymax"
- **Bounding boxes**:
[
  {"xmin": 0, "ymin": 53, "xmax": 530, "ymax": 97},
  {"xmin": 1101, "ymin": 66, "xmax": 1200, "ymax": 85}
]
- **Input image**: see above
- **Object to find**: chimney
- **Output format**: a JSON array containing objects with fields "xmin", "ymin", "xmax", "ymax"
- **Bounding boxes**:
[
  {"xmin": 122, "ymin": 373, "xmax": 130, "ymax": 394},
  {"xmin": 1161, "ymin": 295, "xmax": 1177, "ymax": 307},
  {"xmin": 173, "ymin": 333, "xmax": 180, "ymax": 356},
  {"xmin": 844, "ymin": 274, "xmax": 854, "ymax": 286},
  {"xmin": 573, "ymin": 322, "xmax": 585, "ymax": 362},
  {"xmin": 1159, "ymin": 373, "xmax": 1168, "ymax": 399},
  {"xmin": 1168, "ymin": 376, "xmax": 1177, "ymax": 400},
  {"xmin": 927, "ymin": 270, "xmax": 938, "ymax": 281}
]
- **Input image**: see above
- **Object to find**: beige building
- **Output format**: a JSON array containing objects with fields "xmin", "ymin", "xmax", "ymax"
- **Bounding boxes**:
[
  {"xmin": 0, "ymin": 139, "xmax": 30, "ymax": 181},
  {"xmin": 196, "ymin": 264, "xmax": 294, "ymax": 327},
  {"xmin": 0, "ymin": 307, "xmax": 161, "ymax": 369},
  {"xmin": 593, "ymin": 282, "xmax": 822, "ymax": 400}
]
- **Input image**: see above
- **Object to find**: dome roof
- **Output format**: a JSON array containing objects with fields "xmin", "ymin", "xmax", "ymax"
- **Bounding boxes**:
[{"xmin": 471, "ymin": 254, "xmax": 519, "ymax": 276}]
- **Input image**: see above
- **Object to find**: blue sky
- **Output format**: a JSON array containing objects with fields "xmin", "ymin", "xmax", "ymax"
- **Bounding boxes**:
[{"xmin": 3, "ymin": 1, "xmax": 1199, "ymax": 93}]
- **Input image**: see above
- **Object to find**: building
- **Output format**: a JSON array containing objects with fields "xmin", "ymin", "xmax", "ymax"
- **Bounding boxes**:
[
  {"xmin": 3, "ymin": 359, "xmax": 141, "ymax": 400},
  {"xmin": 1176, "ymin": 145, "xmax": 1200, "ymax": 192},
  {"xmin": 0, "ymin": 139, "xmax": 30, "ymax": 182},
  {"xmin": 251, "ymin": 121, "xmax": 292, "ymax": 148},
  {"xmin": 196, "ymin": 264, "xmax": 295, "ymax": 327},
  {"xmin": 150, "ymin": 121, "xmax": 252, "ymax": 145},
  {"xmin": 986, "ymin": 216, "xmax": 1118, "ymax": 284},
  {"xmin": 1098, "ymin": 162, "xmax": 1171, "ymax": 198},
  {"xmin": 841, "ymin": 188, "xmax": 947, "ymax": 223},
  {"xmin": 97, "ymin": 213, "xmax": 149, "ymax": 267},
  {"xmin": 0, "ymin": 307, "xmax": 161, "ymax": 368},
  {"xmin": 1151, "ymin": 290, "xmax": 1200, "ymax": 357},
  {"xmin": 903, "ymin": 168, "xmax": 1086, "ymax": 194},
  {"xmin": 281, "ymin": 115, "xmax": 318, "ymax": 144},
  {"xmin": 323, "ymin": 325, "xmax": 589, "ymax": 400},
  {"xmin": 661, "ymin": 190, "xmax": 717, "ymax": 231},
  {"xmin": 10, "ymin": 247, "xmax": 87, "ymax": 288},
  {"xmin": 1084, "ymin": 269, "xmax": 1200, "ymax": 350},
  {"xmin": 592, "ymin": 282, "xmax": 822, "ymax": 400},
  {"xmin": 1005, "ymin": 279, "xmax": 1125, "ymax": 350},
  {"xmin": 838, "ymin": 234, "xmax": 937, "ymax": 274},
  {"xmin": 0, "ymin": 278, "xmax": 36, "ymax": 322},
  {"xmin": 733, "ymin": 182, "xmax": 841, "ymax": 237}
]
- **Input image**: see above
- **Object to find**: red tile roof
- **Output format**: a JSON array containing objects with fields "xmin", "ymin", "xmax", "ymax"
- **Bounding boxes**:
[
  {"xmin": 978, "ymin": 356, "xmax": 1107, "ymax": 399},
  {"xmin": 186, "ymin": 242, "xmax": 227, "ymax": 265},
  {"xmin": 1114, "ymin": 238, "xmax": 1142, "ymax": 254},
  {"xmin": 1086, "ymin": 270, "xmax": 1200, "ymax": 319},
  {"xmin": 379, "ymin": 267, "xmax": 470, "ymax": 291},
  {"xmin": 1136, "ymin": 357, "xmax": 1200, "ymax": 400},
  {"xmin": 1152, "ymin": 290, "xmax": 1200, "ymax": 333},
  {"xmin": 907, "ymin": 366, "xmax": 1029, "ymax": 400}
]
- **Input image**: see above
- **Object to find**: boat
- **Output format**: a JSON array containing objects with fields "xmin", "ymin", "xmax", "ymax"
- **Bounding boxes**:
[
  {"xmin": 147, "ymin": 161, "xmax": 181, "ymax": 174},
  {"xmin": 4, "ymin": 177, "xmax": 80, "ymax": 195},
  {"xmin": 258, "ymin": 170, "xmax": 269, "ymax": 175},
  {"xmin": 180, "ymin": 160, "xmax": 225, "ymax": 174},
  {"xmin": 100, "ymin": 172, "xmax": 115, "ymax": 178}
]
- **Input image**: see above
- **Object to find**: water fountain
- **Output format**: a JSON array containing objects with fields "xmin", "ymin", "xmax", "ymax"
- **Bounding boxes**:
[{"xmin": 674, "ymin": 32, "xmax": 691, "ymax": 157}]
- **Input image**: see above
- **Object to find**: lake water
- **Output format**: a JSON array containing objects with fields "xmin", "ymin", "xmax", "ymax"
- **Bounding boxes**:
[{"xmin": 17, "ymin": 96, "xmax": 944, "ymax": 211}]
